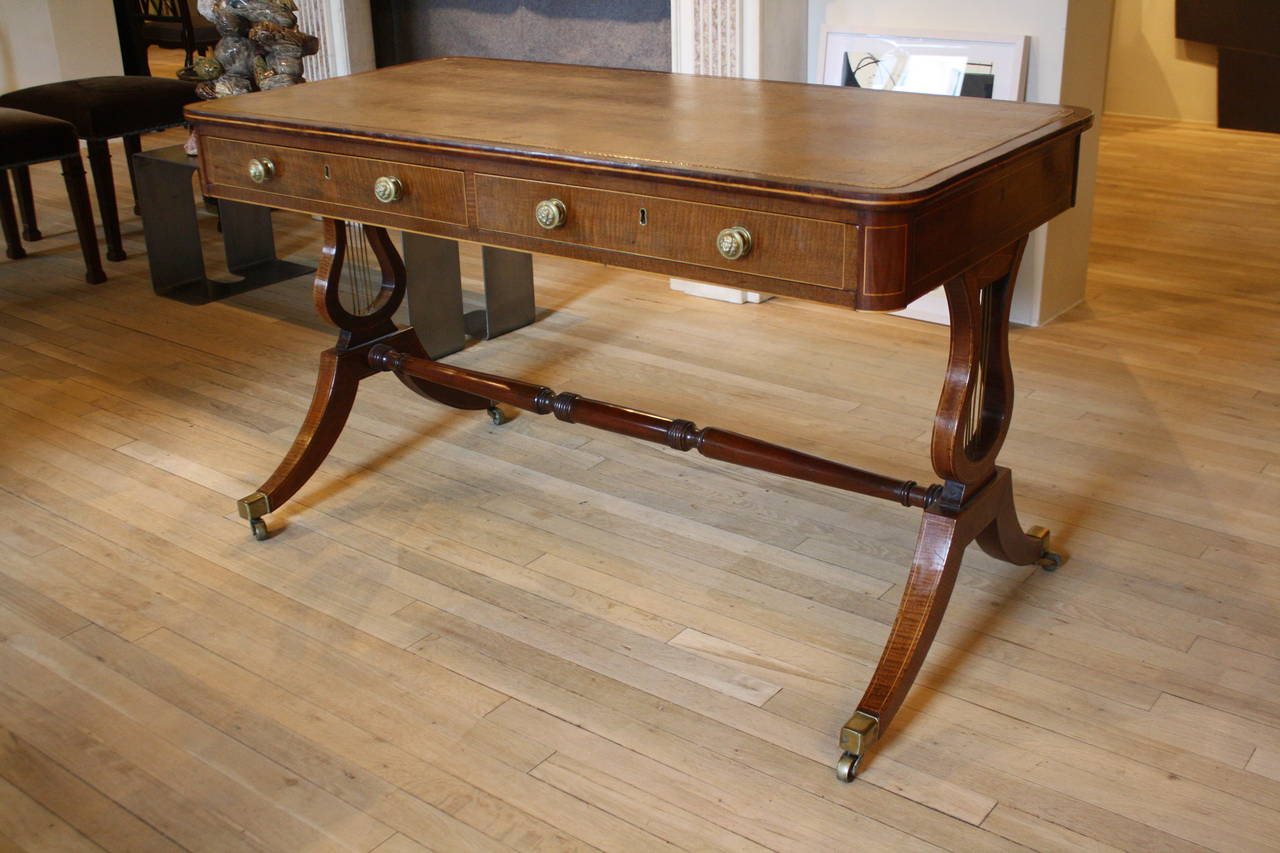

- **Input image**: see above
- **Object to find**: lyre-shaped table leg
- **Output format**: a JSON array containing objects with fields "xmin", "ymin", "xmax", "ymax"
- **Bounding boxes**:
[
  {"xmin": 975, "ymin": 484, "xmax": 1057, "ymax": 569},
  {"xmin": 237, "ymin": 346, "xmax": 371, "ymax": 539},
  {"xmin": 838, "ymin": 506, "xmax": 966, "ymax": 781},
  {"xmin": 237, "ymin": 218, "xmax": 492, "ymax": 539},
  {"xmin": 837, "ymin": 237, "xmax": 1061, "ymax": 781}
]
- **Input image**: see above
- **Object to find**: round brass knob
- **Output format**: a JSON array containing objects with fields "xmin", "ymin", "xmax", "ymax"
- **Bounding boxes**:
[
  {"xmin": 373, "ymin": 176, "xmax": 403, "ymax": 203},
  {"xmin": 247, "ymin": 157, "xmax": 275, "ymax": 184},
  {"xmin": 716, "ymin": 225, "xmax": 753, "ymax": 260},
  {"xmin": 535, "ymin": 198, "xmax": 567, "ymax": 230}
]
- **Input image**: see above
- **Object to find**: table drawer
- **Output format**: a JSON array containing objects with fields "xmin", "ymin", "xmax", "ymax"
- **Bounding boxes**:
[
  {"xmin": 201, "ymin": 136, "xmax": 467, "ymax": 225},
  {"xmin": 475, "ymin": 175, "xmax": 848, "ymax": 289}
]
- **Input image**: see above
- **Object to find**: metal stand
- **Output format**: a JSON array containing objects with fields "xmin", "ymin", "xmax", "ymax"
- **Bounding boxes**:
[
  {"xmin": 133, "ymin": 145, "xmax": 312, "ymax": 304},
  {"xmin": 403, "ymin": 233, "xmax": 535, "ymax": 358}
]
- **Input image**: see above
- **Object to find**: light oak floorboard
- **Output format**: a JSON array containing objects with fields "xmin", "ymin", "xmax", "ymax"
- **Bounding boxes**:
[{"xmin": 1, "ymin": 114, "xmax": 1277, "ymax": 850}]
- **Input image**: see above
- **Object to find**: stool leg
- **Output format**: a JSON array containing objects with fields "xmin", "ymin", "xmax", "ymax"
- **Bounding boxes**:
[
  {"xmin": 0, "ymin": 170, "xmax": 25, "ymax": 260},
  {"xmin": 61, "ymin": 156, "xmax": 106, "ymax": 285},
  {"xmin": 85, "ymin": 139, "xmax": 125, "ymax": 262},
  {"xmin": 122, "ymin": 134, "xmax": 142, "ymax": 216},
  {"xmin": 12, "ymin": 166, "xmax": 41, "ymax": 241}
]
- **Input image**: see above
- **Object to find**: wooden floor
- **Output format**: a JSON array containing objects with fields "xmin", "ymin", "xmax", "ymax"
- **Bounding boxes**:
[{"xmin": 0, "ymin": 112, "xmax": 1277, "ymax": 852}]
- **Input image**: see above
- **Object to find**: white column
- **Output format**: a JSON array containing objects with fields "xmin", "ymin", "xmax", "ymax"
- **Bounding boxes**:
[
  {"xmin": 296, "ymin": 0, "xmax": 375, "ymax": 81},
  {"xmin": 670, "ymin": 0, "xmax": 807, "ymax": 305}
]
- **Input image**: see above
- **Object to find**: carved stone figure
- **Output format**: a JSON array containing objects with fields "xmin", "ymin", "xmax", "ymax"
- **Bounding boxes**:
[{"xmin": 190, "ymin": 0, "xmax": 318, "ymax": 100}]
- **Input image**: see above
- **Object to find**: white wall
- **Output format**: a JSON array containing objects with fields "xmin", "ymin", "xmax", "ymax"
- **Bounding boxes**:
[
  {"xmin": 807, "ymin": 0, "xmax": 1112, "ymax": 326},
  {"xmin": 0, "ymin": 0, "xmax": 122, "ymax": 91}
]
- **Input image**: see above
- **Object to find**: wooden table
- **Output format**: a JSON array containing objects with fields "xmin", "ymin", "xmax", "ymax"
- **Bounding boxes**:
[{"xmin": 186, "ymin": 58, "xmax": 1092, "ymax": 782}]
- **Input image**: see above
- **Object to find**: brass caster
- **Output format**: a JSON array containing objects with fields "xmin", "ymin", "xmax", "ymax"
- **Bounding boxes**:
[
  {"xmin": 249, "ymin": 517, "xmax": 269, "ymax": 541},
  {"xmin": 487, "ymin": 404, "xmax": 509, "ymax": 426},
  {"xmin": 835, "ymin": 751, "xmax": 862, "ymax": 783},
  {"xmin": 1027, "ymin": 525, "xmax": 1062, "ymax": 571}
]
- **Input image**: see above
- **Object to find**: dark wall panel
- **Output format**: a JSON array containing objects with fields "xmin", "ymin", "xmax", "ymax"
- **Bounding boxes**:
[
  {"xmin": 372, "ymin": 0, "xmax": 671, "ymax": 72},
  {"xmin": 1175, "ymin": 0, "xmax": 1279, "ymax": 55}
]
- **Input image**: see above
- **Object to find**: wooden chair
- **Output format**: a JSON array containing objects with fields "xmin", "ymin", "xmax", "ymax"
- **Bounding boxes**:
[
  {"xmin": 0, "ymin": 76, "xmax": 199, "ymax": 262},
  {"xmin": 133, "ymin": 0, "xmax": 219, "ymax": 70},
  {"xmin": 0, "ymin": 108, "xmax": 106, "ymax": 284}
]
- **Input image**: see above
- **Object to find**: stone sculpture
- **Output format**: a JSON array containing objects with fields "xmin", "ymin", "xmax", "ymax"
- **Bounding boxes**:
[{"xmin": 189, "ymin": 0, "xmax": 319, "ymax": 100}]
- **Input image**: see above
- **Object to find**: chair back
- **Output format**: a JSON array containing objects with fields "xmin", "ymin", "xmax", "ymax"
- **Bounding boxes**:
[
  {"xmin": 136, "ymin": 0, "xmax": 189, "ymax": 25},
  {"xmin": 132, "ymin": 0, "xmax": 211, "ymax": 67}
]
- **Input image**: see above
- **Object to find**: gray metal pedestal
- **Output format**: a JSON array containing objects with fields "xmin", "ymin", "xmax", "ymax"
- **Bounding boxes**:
[
  {"xmin": 133, "ymin": 145, "xmax": 313, "ymax": 304},
  {"xmin": 403, "ymin": 233, "xmax": 536, "ymax": 358}
]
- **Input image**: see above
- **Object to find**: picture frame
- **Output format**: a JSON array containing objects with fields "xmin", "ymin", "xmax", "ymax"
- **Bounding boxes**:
[
  {"xmin": 818, "ymin": 28, "xmax": 1030, "ymax": 101},
  {"xmin": 817, "ymin": 28, "xmax": 1030, "ymax": 324}
]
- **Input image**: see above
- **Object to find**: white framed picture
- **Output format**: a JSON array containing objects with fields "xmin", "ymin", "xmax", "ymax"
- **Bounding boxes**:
[
  {"xmin": 818, "ymin": 28, "xmax": 1030, "ymax": 325},
  {"xmin": 819, "ymin": 28, "xmax": 1030, "ymax": 101}
]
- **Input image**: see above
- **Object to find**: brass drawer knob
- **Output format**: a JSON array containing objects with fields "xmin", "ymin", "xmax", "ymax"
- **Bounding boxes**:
[
  {"xmin": 716, "ymin": 225, "xmax": 753, "ymax": 260},
  {"xmin": 373, "ymin": 176, "xmax": 404, "ymax": 203},
  {"xmin": 247, "ymin": 157, "xmax": 275, "ymax": 184},
  {"xmin": 535, "ymin": 198, "xmax": 567, "ymax": 229}
]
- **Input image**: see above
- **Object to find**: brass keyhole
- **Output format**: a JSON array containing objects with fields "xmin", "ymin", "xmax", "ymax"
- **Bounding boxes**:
[
  {"xmin": 639, "ymin": 207, "xmax": 648, "ymax": 226},
  {"xmin": 323, "ymin": 164, "xmax": 331, "ymax": 180}
]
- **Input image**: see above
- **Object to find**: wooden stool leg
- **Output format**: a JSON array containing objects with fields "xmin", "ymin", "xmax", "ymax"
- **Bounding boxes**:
[
  {"xmin": 60, "ymin": 155, "xmax": 106, "ymax": 284},
  {"xmin": 122, "ymin": 134, "xmax": 142, "ymax": 216},
  {"xmin": 11, "ymin": 166, "xmax": 40, "ymax": 241},
  {"xmin": 85, "ymin": 139, "xmax": 125, "ymax": 262},
  {"xmin": 0, "ymin": 171, "xmax": 25, "ymax": 260}
]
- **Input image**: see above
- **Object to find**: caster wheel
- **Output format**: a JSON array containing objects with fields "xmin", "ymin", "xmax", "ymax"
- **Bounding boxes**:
[
  {"xmin": 249, "ymin": 518, "xmax": 269, "ymax": 541},
  {"xmin": 835, "ymin": 751, "xmax": 862, "ymax": 783},
  {"xmin": 487, "ymin": 405, "xmax": 509, "ymax": 426},
  {"xmin": 1038, "ymin": 551, "xmax": 1062, "ymax": 572}
]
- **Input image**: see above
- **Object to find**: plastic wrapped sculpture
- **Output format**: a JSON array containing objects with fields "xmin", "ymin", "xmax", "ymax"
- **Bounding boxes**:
[{"xmin": 188, "ymin": 0, "xmax": 319, "ymax": 99}]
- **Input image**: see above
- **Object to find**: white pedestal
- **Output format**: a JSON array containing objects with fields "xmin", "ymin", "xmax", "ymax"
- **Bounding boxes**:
[{"xmin": 670, "ymin": 279, "xmax": 772, "ymax": 304}]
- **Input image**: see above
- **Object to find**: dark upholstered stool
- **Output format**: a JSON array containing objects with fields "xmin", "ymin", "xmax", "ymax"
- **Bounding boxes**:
[
  {"xmin": 0, "ymin": 76, "xmax": 198, "ymax": 262},
  {"xmin": 0, "ymin": 108, "xmax": 105, "ymax": 284}
]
